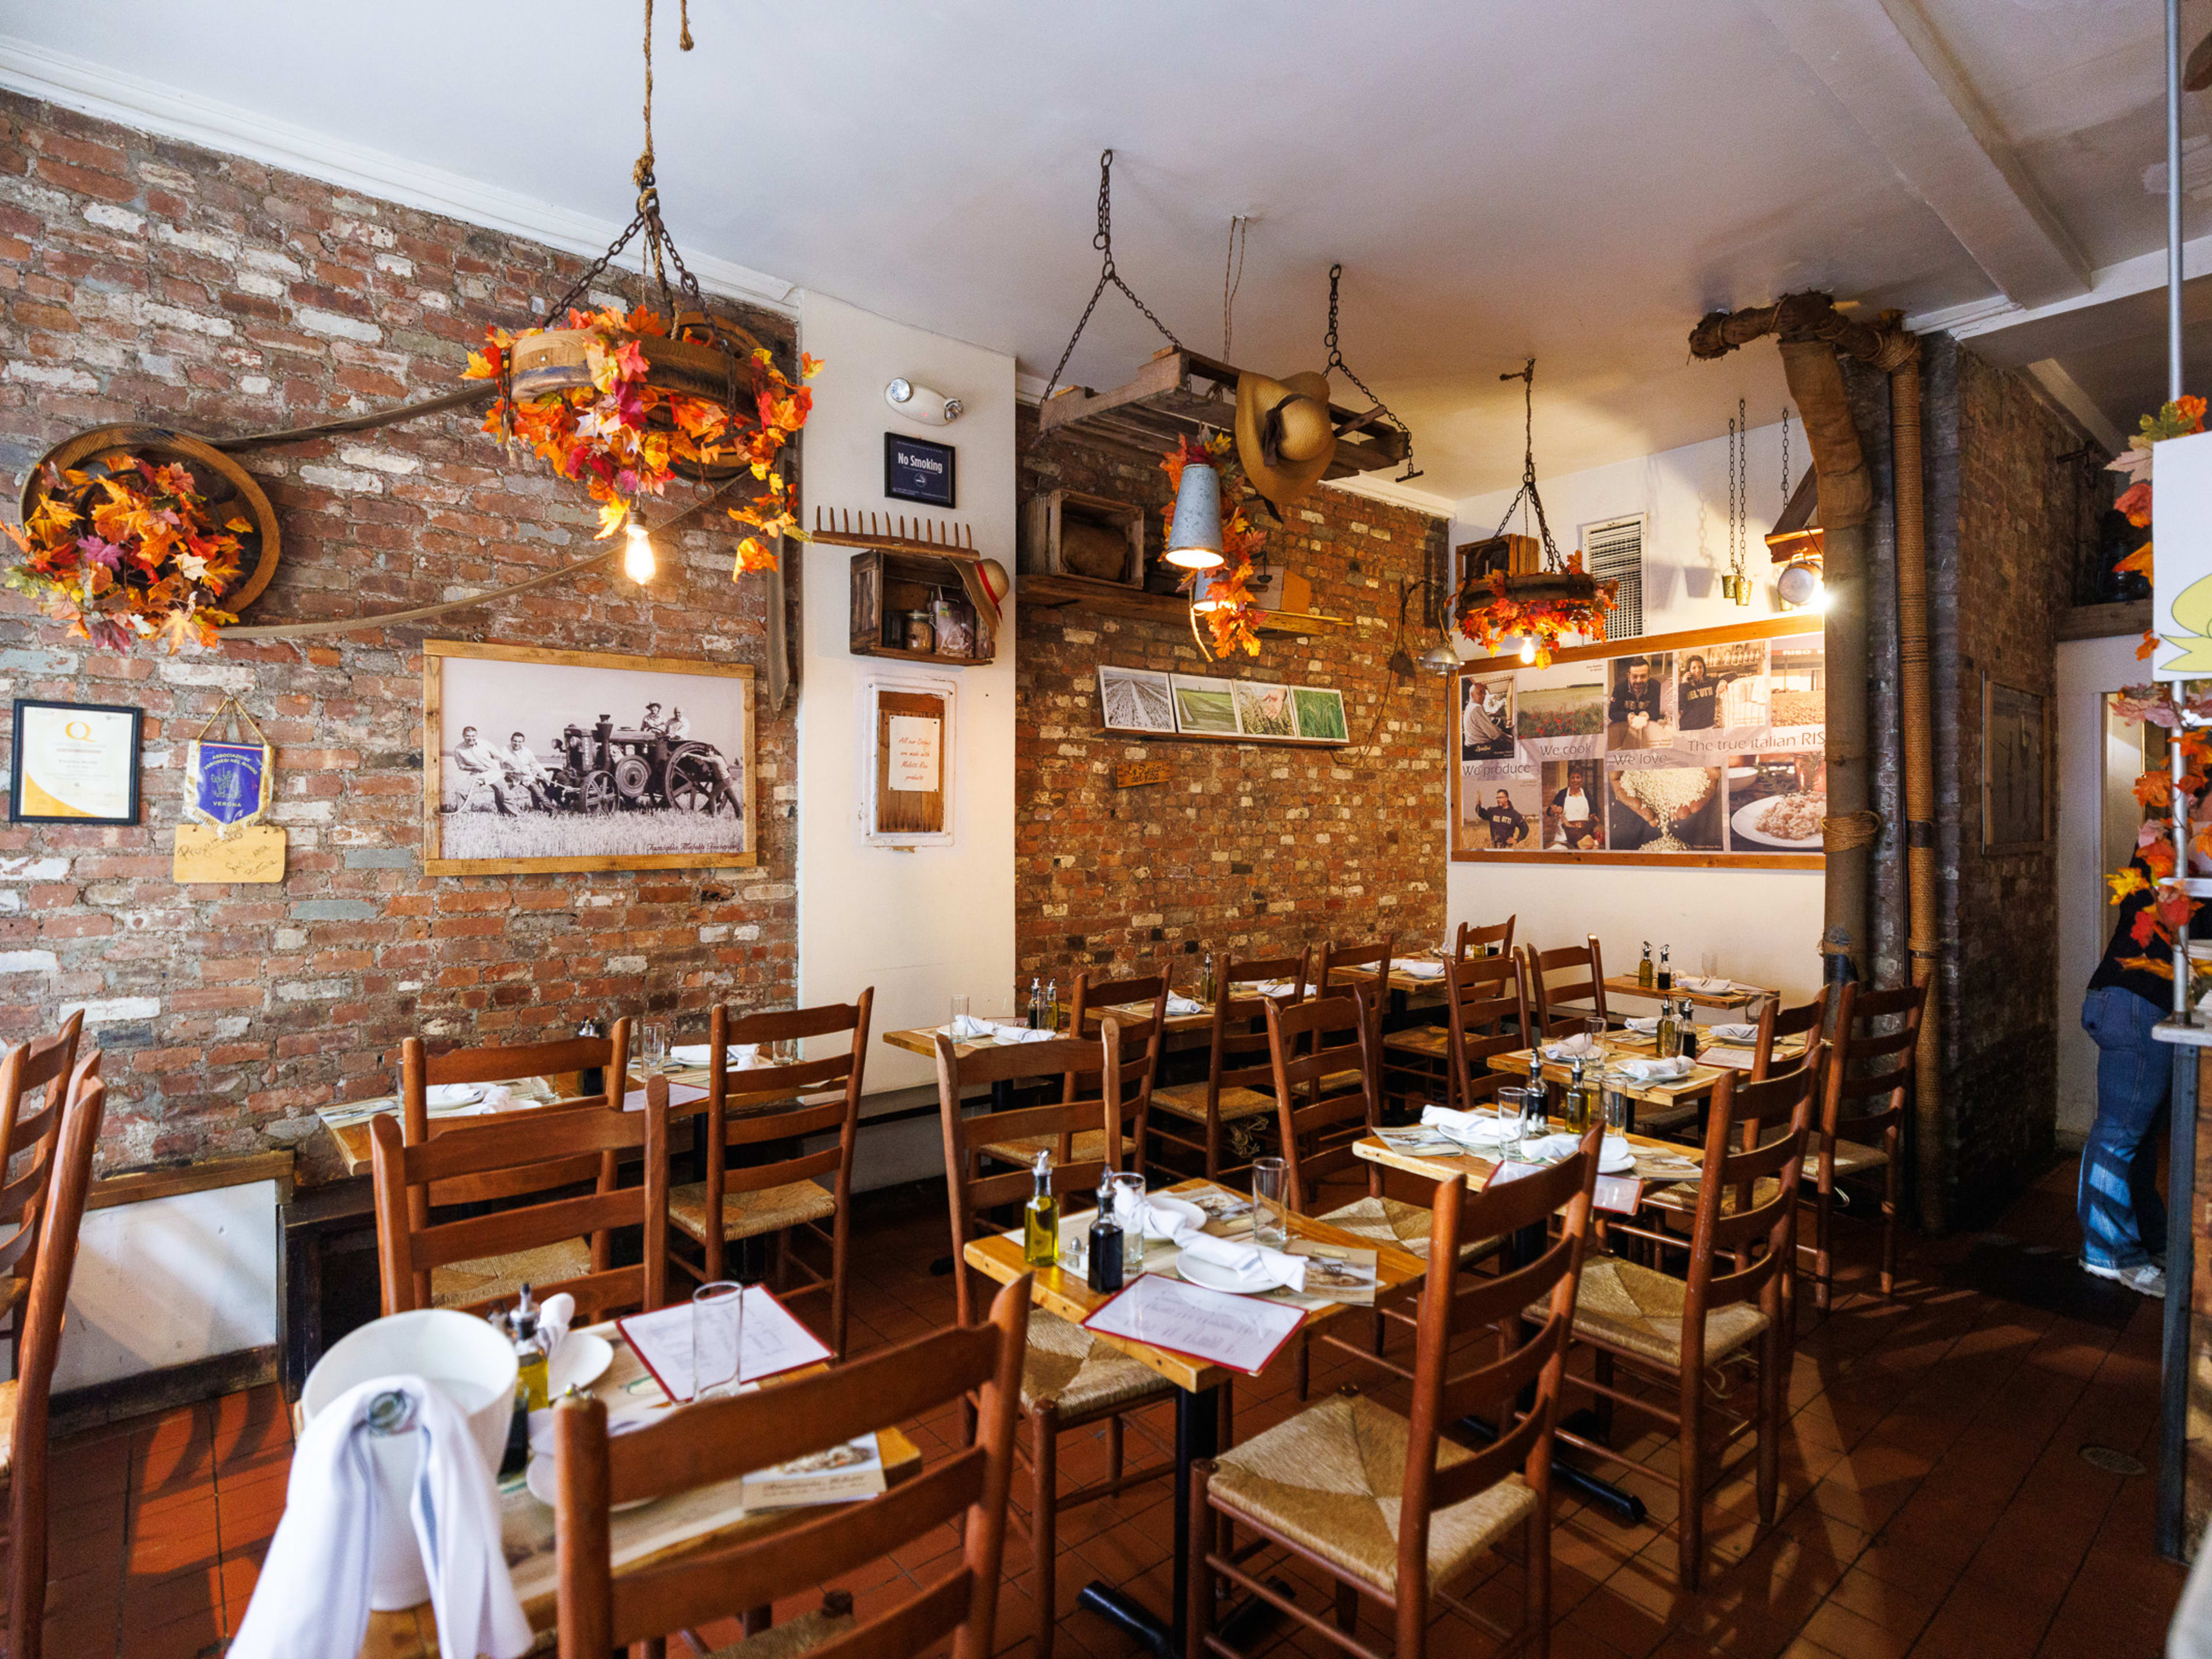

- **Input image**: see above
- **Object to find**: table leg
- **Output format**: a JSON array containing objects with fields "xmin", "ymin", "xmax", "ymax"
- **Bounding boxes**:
[{"xmin": 1078, "ymin": 1384, "xmax": 1221, "ymax": 1657}]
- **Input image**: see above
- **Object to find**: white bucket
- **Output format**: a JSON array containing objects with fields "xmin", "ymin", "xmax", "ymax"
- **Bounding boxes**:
[{"xmin": 300, "ymin": 1309, "xmax": 519, "ymax": 1611}]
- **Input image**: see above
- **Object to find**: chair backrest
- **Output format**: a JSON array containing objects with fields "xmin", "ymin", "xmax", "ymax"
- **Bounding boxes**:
[
  {"xmin": 697, "ymin": 991, "xmax": 874, "ymax": 1283},
  {"xmin": 1751, "ymin": 985, "xmax": 1831, "ymax": 1080},
  {"xmin": 1443, "ymin": 953, "xmax": 1529, "ymax": 1112},
  {"xmin": 1517, "ymin": 937, "xmax": 1607, "ymax": 1038},
  {"xmin": 402, "ymin": 1020, "xmax": 633, "ymax": 1209},
  {"xmin": 1068, "ymin": 969, "xmax": 1168, "ymax": 1148},
  {"xmin": 8, "ymin": 1052, "xmax": 103, "ymax": 1659},
  {"xmin": 1202, "ymin": 950, "xmax": 1311, "ymax": 1111},
  {"xmin": 1677, "ymin": 1056, "xmax": 1820, "ymax": 1369},
  {"xmin": 1394, "ymin": 1128, "xmax": 1599, "ymax": 1644},
  {"xmin": 1263, "ymin": 994, "xmax": 1379, "ymax": 1214},
  {"xmin": 371, "ymin": 1084, "xmax": 669, "ymax": 1323},
  {"xmin": 0, "ymin": 1012, "xmax": 89, "ymax": 1311},
  {"xmin": 1318, "ymin": 933, "xmax": 1396, "ymax": 1005},
  {"xmin": 554, "ymin": 1273, "xmax": 1032, "ymax": 1659},
  {"xmin": 935, "ymin": 1027, "xmax": 1122, "ymax": 1325},
  {"xmin": 1452, "ymin": 916, "xmax": 1516, "ymax": 962},
  {"xmin": 1827, "ymin": 979, "xmax": 1929, "ymax": 1146}
]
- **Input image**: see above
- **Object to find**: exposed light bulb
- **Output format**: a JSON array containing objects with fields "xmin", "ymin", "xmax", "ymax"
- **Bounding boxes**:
[
  {"xmin": 1519, "ymin": 636, "xmax": 1537, "ymax": 665},
  {"xmin": 623, "ymin": 521, "xmax": 657, "ymax": 584}
]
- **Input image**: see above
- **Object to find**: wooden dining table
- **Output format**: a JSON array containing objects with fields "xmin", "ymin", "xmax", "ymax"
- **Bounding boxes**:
[
  {"xmin": 961, "ymin": 1176, "xmax": 1425, "ymax": 1658},
  {"xmin": 1601, "ymin": 973, "xmax": 1772, "ymax": 1012},
  {"xmin": 357, "ymin": 1321, "xmax": 923, "ymax": 1658},
  {"xmin": 1483, "ymin": 1031, "xmax": 1809, "ymax": 1130}
]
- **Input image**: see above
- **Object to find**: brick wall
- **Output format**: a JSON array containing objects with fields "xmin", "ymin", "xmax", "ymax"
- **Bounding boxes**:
[
  {"xmin": 1928, "ymin": 337, "xmax": 2094, "ymax": 1222},
  {"xmin": 0, "ymin": 93, "xmax": 799, "ymax": 1176},
  {"xmin": 1014, "ymin": 408, "xmax": 1449, "ymax": 991}
]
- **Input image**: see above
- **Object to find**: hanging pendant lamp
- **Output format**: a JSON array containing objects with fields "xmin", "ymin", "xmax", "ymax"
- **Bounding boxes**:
[{"xmin": 1164, "ymin": 461, "xmax": 1225, "ymax": 569}]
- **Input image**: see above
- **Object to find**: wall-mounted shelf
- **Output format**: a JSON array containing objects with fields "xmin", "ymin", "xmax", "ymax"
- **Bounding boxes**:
[
  {"xmin": 849, "ymin": 550, "xmax": 996, "ymax": 666},
  {"xmin": 1018, "ymin": 573, "xmax": 1346, "ymax": 634},
  {"xmin": 1096, "ymin": 727, "xmax": 1347, "ymax": 751}
]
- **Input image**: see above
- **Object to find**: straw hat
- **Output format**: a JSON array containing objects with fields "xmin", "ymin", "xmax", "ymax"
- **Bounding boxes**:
[
  {"xmin": 975, "ymin": 558, "xmax": 1011, "ymax": 618},
  {"xmin": 1235, "ymin": 370, "xmax": 1337, "ymax": 514}
]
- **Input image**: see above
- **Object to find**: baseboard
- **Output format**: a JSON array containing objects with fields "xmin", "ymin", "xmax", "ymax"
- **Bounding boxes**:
[{"xmin": 51, "ymin": 1346, "xmax": 279, "ymax": 1437}]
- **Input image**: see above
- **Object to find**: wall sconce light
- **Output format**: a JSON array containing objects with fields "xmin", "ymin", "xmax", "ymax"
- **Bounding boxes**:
[
  {"xmin": 884, "ymin": 378, "xmax": 963, "ymax": 425},
  {"xmin": 1164, "ymin": 461, "xmax": 1226, "ymax": 571},
  {"xmin": 623, "ymin": 521, "xmax": 657, "ymax": 584}
]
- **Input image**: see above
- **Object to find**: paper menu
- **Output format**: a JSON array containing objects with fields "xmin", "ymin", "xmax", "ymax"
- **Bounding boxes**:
[
  {"xmin": 1081, "ymin": 1273, "xmax": 1305, "ymax": 1376},
  {"xmin": 620, "ymin": 1081, "xmax": 710, "ymax": 1112},
  {"xmin": 741, "ymin": 1433, "xmax": 887, "ymax": 1512},
  {"xmin": 1285, "ymin": 1241, "xmax": 1378, "ymax": 1305},
  {"xmin": 616, "ymin": 1286, "xmax": 832, "ymax": 1402}
]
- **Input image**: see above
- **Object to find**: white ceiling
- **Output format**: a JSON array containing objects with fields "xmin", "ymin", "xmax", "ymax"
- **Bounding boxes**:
[{"xmin": 2, "ymin": 0, "xmax": 2206, "ymax": 500}]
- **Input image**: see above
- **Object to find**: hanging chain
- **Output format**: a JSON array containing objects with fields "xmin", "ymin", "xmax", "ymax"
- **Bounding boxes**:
[
  {"xmin": 1040, "ymin": 150, "xmax": 1184, "ymax": 401},
  {"xmin": 1222, "ymin": 215, "xmax": 1248, "ymax": 360},
  {"xmin": 541, "ymin": 0, "xmax": 707, "ymax": 328},
  {"xmin": 1729, "ymin": 399, "xmax": 1745, "ymax": 581},
  {"xmin": 1488, "ymin": 359, "xmax": 1559, "ymax": 569},
  {"xmin": 1780, "ymin": 406, "xmax": 1791, "ymax": 506},
  {"xmin": 1322, "ymin": 264, "xmax": 1420, "ymax": 481}
]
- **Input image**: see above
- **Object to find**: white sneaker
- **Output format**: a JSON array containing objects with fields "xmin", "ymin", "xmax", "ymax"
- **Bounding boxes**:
[{"xmin": 2084, "ymin": 1260, "xmax": 2166, "ymax": 1298}]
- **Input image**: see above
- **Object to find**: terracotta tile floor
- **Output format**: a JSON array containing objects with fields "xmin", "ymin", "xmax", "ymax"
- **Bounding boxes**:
[{"xmin": 39, "ymin": 1154, "xmax": 2187, "ymax": 1658}]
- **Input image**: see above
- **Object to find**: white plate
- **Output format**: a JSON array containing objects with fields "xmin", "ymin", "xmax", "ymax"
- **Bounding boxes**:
[
  {"xmin": 548, "ymin": 1331, "xmax": 613, "ymax": 1396},
  {"xmin": 1730, "ymin": 796, "xmax": 1824, "ymax": 850},
  {"xmin": 1600, "ymin": 1144, "xmax": 1638, "ymax": 1176},
  {"xmin": 1175, "ymin": 1253, "xmax": 1274, "ymax": 1296},
  {"xmin": 525, "ymin": 1450, "xmax": 658, "ymax": 1512}
]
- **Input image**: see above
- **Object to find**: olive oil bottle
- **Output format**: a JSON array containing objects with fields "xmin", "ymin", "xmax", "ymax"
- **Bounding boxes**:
[
  {"xmin": 1638, "ymin": 941, "xmax": 1654, "ymax": 988},
  {"xmin": 1022, "ymin": 1151, "xmax": 1059, "ymax": 1269}
]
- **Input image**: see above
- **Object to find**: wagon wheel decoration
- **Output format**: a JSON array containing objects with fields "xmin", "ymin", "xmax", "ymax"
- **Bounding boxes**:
[{"xmin": 665, "ymin": 742, "xmax": 738, "ymax": 816}]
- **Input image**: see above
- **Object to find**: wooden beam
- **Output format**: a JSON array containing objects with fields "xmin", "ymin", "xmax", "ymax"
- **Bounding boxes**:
[{"xmin": 89, "ymin": 1150, "xmax": 294, "ymax": 1212}]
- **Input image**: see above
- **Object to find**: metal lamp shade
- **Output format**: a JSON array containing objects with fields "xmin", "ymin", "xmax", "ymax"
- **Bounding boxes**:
[
  {"xmin": 1164, "ymin": 462, "xmax": 1225, "ymax": 570},
  {"xmin": 1776, "ymin": 558, "xmax": 1824, "ymax": 609},
  {"xmin": 1190, "ymin": 568, "xmax": 1233, "ymax": 612},
  {"xmin": 1418, "ymin": 641, "xmax": 1461, "ymax": 676}
]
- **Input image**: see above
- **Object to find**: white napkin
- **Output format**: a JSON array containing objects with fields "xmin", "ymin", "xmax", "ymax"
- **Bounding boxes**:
[
  {"xmin": 1176, "ymin": 1230, "xmax": 1307, "ymax": 1293},
  {"xmin": 1601, "ymin": 1135, "xmax": 1635, "ymax": 1172},
  {"xmin": 1164, "ymin": 993, "xmax": 1207, "ymax": 1016},
  {"xmin": 1132, "ymin": 1191, "xmax": 1209, "ymax": 1239},
  {"xmin": 1392, "ymin": 958, "xmax": 1446, "ymax": 979},
  {"xmin": 475, "ymin": 1084, "xmax": 515, "ymax": 1113},
  {"xmin": 536, "ymin": 1292, "xmax": 574, "ymax": 1370},
  {"xmin": 1678, "ymin": 975, "xmax": 1737, "ymax": 993},
  {"xmin": 1252, "ymin": 979, "xmax": 1297, "ymax": 998},
  {"xmin": 671, "ymin": 1043, "xmax": 713, "ymax": 1066},
  {"xmin": 1420, "ymin": 1104, "xmax": 1516, "ymax": 1146},
  {"xmin": 1540, "ymin": 1033, "xmax": 1599, "ymax": 1060},
  {"xmin": 1519, "ymin": 1132, "xmax": 1583, "ymax": 1163},
  {"xmin": 425, "ymin": 1084, "xmax": 482, "ymax": 1109},
  {"xmin": 989, "ymin": 1022, "xmax": 1056, "ymax": 1045},
  {"xmin": 229, "ymin": 1374, "xmax": 531, "ymax": 1659},
  {"xmin": 942, "ymin": 1014, "xmax": 994, "ymax": 1040},
  {"xmin": 1710, "ymin": 1022, "xmax": 1759, "ymax": 1043},
  {"xmin": 1623, "ymin": 1016, "xmax": 1660, "ymax": 1034},
  {"xmin": 1616, "ymin": 1055, "xmax": 1696, "ymax": 1082}
]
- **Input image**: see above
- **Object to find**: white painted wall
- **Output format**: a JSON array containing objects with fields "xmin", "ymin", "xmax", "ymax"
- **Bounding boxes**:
[
  {"xmin": 794, "ymin": 293, "xmax": 1016, "ymax": 1184},
  {"xmin": 2055, "ymin": 632, "xmax": 2146, "ymax": 1145},
  {"xmin": 55, "ymin": 1182, "xmax": 280, "ymax": 1392},
  {"xmin": 1444, "ymin": 420, "xmax": 1827, "ymax": 1003}
]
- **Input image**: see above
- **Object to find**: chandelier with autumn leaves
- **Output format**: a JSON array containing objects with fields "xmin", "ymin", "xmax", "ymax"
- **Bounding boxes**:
[{"xmin": 2, "ymin": 0, "xmax": 815, "ymax": 652}]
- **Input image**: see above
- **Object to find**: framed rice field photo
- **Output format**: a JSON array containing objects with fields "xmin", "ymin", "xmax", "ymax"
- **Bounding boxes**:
[
  {"xmin": 422, "ymin": 640, "xmax": 756, "ymax": 876},
  {"xmin": 1171, "ymin": 674, "xmax": 1240, "ymax": 736},
  {"xmin": 1097, "ymin": 665, "xmax": 1177, "ymax": 733},
  {"xmin": 1291, "ymin": 687, "xmax": 1348, "ymax": 743},
  {"xmin": 1232, "ymin": 681, "xmax": 1296, "ymax": 738}
]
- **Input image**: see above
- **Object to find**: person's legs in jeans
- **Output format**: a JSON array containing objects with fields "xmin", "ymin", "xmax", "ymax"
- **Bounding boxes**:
[{"xmin": 2078, "ymin": 986, "xmax": 2171, "ymax": 1270}]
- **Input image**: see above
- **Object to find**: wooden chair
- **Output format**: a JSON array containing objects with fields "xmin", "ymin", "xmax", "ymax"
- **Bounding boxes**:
[
  {"xmin": 971, "ymin": 972, "xmax": 1164, "ymax": 1174},
  {"xmin": 0, "ymin": 1011, "xmax": 84, "ymax": 1360},
  {"xmin": 935, "ymin": 1024, "xmax": 1179, "ymax": 1659},
  {"xmin": 397, "ymin": 1021, "xmax": 631, "ymax": 1309},
  {"xmin": 1315, "ymin": 934, "xmax": 1395, "ymax": 1099},
  {"xmin": 1151, "ymin": 950, "xmax": 1309, "ymax": 1179},
  {"xmin": 1544, "ymin": 1058, "xmax": 1820, "ymax": 1589},
  {"xmin": 1749, "ymin": 985, "xmax": 1830, "ymax": 1079},
  {"xmin": 554, "ymin": 1274, "xmax": 1032, "ymax": 1659},
  {"xmin": 668, "ymin": 992, "xmax": 872, "ymax": 1358},
  {"xmin": 1452, "ymin": 915, "xmax": 1516, "ymax": 961},
  {"xmin": 1806, "ymin": 980, "xmax": 1927, "ymax": 1311},
  {"xmin": 1517, "ymin": 937, "xmax": 1607, "ymax": 1039},
  {"xmin": 1188, "ymin": 1132, "xmax": 1601, "ymax": 1659},
  {"xmin": 1425, "ymin": 952, "xmax": 1528, "ymax": 1115},
  {"xmin": 1380, "ymin": 919, "xmax": 1518, "ymax": 1109},
  {"xmin": 6, "ymin": 1052, "xmax": 104, "ymax": 1659},
  {"xmin": 371, "ymin": 1079, "xmax": 670, "ymax": 1324}
]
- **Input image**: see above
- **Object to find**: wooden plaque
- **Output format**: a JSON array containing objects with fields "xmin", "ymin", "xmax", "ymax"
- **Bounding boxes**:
[
  {"xmin": 873, "ymin": 690, "xmax": 946, "ymax": 837},
  {"xmin": 173, "ymin": 823, "xmax": 286, "ymax": 884},
  {"xmin": 1116, "ymin": 760, "xmax": 1172, "ymax": 790}
]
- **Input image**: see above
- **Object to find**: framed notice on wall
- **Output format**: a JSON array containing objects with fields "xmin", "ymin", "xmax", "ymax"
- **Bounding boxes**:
[
  {"xmin": 1448, "ymin": 615, "xmax": 1826, "ymax": 869},
  {"xmin": 861, "ymin": 673, "xmax": 954, "ymax": 846},
  {"xmin": 9, "ymin": 698, "xmax": 141, "ymax": 824},
  {"xmin": 884, "ymin": 433, "xmax": 956, "ymax": 507}
]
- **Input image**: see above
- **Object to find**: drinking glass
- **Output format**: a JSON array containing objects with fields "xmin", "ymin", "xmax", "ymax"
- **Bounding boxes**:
[
  {"xmin": 1250, "ymin": 1157, "xmax": 1289, "ymax": 1250},
  {"xmin": 1582, "ymin": 1015, "xmax": 1608, "ymax": 1053},
  {"xmin": 1495, "ymin": 1085, "xmax": 1529, "ymax": 1154},
  {"xmin": 691, "ymin": 1281, "xmax": 745, "ymax": 1400},
  {"xmin": 641, "ymin": 1020, "xmax": 669, "ymax": 1073},
  {"xmin": 949, "ymin": 994, "xmax": 970, "ymax": 1032},
  {"xmin": 1699, "ymin": 949, "xmax": 1720, "ymax": 981},
  {"xmin": 1602, "ymin": 1069, "xmax": 1634, "ymax": 1136},
  {"xmin": 1109, "ymin": 1171, "xmax": 1147, "ymax": 1274}
]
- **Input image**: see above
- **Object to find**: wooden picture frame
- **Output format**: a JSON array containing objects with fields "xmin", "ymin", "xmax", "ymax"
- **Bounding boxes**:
[
  {"xmin": 859, "ymin": 672, "xmax": 955, "ymax": 846},
  {"xmin": 1448, "ymin": 613, "xmax": 1825, "ymax": 869},
  {"xmin": 884, "ymin": 433, "xmax": 956, "ymax": 508},
  {"xmin": 421, "ymin": 640, "xmax": 756, "ymax": 876},
  {"xmin": 9, "ymin": 698, "xmax": 142, "ymax": 825}
]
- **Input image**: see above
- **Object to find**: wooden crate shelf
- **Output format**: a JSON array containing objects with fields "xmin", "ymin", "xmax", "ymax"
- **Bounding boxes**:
[
  {"xmin": 1017, "ymin": 573, "xmax": 1345, "ymax": 634},
  {"xmin": 850, "ymin": 549, "xmax": 997, "ymax": 666},
  {"xmin": 1036, "ymin": 346, "xmax": 1411, "ymax": 480}
]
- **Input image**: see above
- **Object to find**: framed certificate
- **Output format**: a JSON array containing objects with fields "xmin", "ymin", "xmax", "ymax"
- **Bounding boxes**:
[{"xmin": 10, "ymin": 699, "xmax": 142, "ymax": 824}]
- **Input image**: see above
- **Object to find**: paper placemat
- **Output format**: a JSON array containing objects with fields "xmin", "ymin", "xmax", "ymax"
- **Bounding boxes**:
[{"xmin": 616, "ymin": 1286, "xmax": 831, "ymax": 1402}]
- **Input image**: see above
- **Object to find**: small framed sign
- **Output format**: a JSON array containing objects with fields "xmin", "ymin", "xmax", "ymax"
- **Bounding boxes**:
[
  {"xmin": 9, "ymin": 698, "xmax": 141, "ymax": 824},
  {"xmin": 884, "ymin": 433, "xmax": 956, "ymax": 508}
]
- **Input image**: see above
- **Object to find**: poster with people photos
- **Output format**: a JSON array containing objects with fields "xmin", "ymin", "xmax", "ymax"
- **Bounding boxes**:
[{"xmin": 1452, "ymin": 626, "xmax": 1826, "ymax": 862}]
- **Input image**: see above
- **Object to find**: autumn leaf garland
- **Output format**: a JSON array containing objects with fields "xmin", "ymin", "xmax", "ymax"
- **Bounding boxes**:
[
  {"xmin": 2, "ymin": 456, "xmax": 249, "ymax": 653},
  {"xmin": 466, "ymin": 304, "xmax": 821, "ymax": 575},
  {"xmin": 1161, "ymin": 432, "xmax": 1268, "ymax": 658}
]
